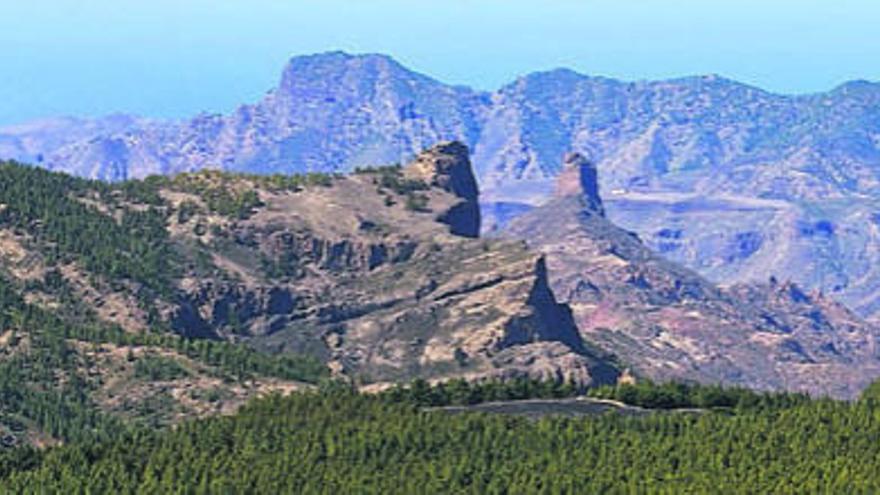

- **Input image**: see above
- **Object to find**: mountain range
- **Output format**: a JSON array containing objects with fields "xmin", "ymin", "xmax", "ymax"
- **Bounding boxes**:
[{"xmin": 2, "ymin": 51, "xmax": 880, "ymax": 324}]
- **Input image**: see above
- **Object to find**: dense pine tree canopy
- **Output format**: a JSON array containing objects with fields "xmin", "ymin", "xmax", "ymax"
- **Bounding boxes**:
[{"xmin": 2, "ymin": 381, "xmax": 880, "ymax": 493}]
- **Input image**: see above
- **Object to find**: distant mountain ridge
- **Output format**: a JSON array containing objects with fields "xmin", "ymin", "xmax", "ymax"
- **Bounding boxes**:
[
  {"xmin": 3, "ymin": 51, "xmax": 880, "ymax": 319},
  {"xmin": 7, "ymin": 51, "xmax": 880, "ymax": 194}
]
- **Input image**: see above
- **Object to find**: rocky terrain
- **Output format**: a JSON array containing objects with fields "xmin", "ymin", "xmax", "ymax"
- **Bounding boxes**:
[
  {"xmin": 232, "ymin": 144, "xmax": 615, "ymax": 386},
  {"xmin": 0, "ymin": 143, "xmax": 617, "ymax": 392},
  {"xmin": 3, "ymin": 52, "xmax": 880, "ymax": 323},
  {"xmin": 502, "ymin": 153, "xmax": 880, "ymax": 398},
  {"xmin": 4, "ymin": 137, "xmax": 879, "ymax": 398}
]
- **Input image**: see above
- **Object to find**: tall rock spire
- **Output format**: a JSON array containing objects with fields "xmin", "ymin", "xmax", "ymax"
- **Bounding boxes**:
[{"xmin": 554, "ymin": 152, "xmax": 604, "ymax": 216}]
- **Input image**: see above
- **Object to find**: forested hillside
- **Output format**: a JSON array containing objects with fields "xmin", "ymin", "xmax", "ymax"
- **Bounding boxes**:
[
  {"xmin": 0, "ymin": 163, "xmax": 326, "ymax": 446},
  {"xmin": 0, "ymin": 268, "xmax": 323, "ymax": 449},
  {"xmin": 1, "ymin": 381, "xmax": 879, "ymax": 493}
]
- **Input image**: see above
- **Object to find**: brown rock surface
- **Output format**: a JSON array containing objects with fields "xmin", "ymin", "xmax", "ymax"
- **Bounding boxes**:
[{"xmin": 555, "ymin": 152, "xmax": 604, "ymax": 216}]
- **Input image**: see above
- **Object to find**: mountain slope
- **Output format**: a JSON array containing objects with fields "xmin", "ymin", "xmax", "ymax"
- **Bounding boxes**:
[
  {"xmin": 502, "ymin": 154, "xmax": 880, "ymax": 398},
  {"xmin": 0, "ymin": 143, "xmax": 617, "ymax": 394},
  {"xmin": 3, "ymin": 140, "xmax": 879, "ymax": 406},
  {"xmin": 16, "ymin": 53, "xmax": 486, "ymax": 181}
]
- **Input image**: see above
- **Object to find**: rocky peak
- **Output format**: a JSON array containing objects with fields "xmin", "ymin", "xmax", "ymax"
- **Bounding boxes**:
[
  {"xmin": 277, "ymin": 51, "xmax": 403, "ymax": 94},
  {"xmin": 406, "ymin": 141, "xmax": 478, "ymax": 199},
  {"xmin": 554, "ymin": 152, "xmax": 604, "ymax": 216},
  {"xmin": 405, "ymin": 141, "xmax": 481, "ymax": 237}
]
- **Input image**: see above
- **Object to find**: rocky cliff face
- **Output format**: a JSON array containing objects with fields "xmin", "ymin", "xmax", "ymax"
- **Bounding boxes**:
[
  {"xmin": 502, "ymin": 154, "xmax": 880, "ymax": 399},
  {"xmin": 5, "ymin": 53, "xmax": 880, "ymax": 322},
  {"xmin": 5, "ymin": 133, "xmax": 879, "ymax": 396},
  {"xmin": 404, "ymin": 141, "xmax": 481, "ymax": 237}
]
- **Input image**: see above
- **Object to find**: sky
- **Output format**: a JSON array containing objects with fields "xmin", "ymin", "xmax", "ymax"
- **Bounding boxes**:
[{"xmin": 0, "ymin": 0, "xmax": 877, "ymax": 125}]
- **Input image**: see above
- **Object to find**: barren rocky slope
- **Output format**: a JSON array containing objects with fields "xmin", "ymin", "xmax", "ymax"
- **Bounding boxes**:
[
  {"xmin": 0, "ymin": 142, "xmax": 617, "ymax": 390},
  {"xmin": 503, "ymin": 153, "xmax": 880, "ymax": 398}
]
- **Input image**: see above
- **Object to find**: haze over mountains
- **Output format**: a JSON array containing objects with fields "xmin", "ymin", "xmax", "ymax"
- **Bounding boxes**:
[{"xmin": 3, "ymin": 51, "xmax": 880, "ymax": 321}]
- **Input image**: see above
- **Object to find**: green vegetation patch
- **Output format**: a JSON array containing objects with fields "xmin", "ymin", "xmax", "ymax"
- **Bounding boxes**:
[
  {"xmin": 132, "ymin": 354, "xmax": 191, "ymax": 381},
  {"xmin": 0, "ymin": 271, "xmax": 326, "ymax": 464},
  {"xmin": 0, "ymin": 161, "xmax": 176, "ymax": 297},
  {"xmin": 356, "ymin": 164, "xmax": 432, "ymax": 211}
]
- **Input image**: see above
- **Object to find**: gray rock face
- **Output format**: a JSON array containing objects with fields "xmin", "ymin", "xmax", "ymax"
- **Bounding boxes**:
[
  {"xmin": 554, "ymin": 152, "xmax": 604, "ymax": 216},
  {"xmin": 3, "ymin": 52, "xmax": 880, "ymax": 318}
]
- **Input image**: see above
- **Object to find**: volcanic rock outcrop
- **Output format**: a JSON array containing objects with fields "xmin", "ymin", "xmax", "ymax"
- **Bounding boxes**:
[
  {"xmin": 503, "ymin": 153, "xmax": 880, "ymax": 398},
  {"xmin": 404, "ymin": 141, "xmax": 481, "ymax": 237},
  {"xmin": 554, "ymin": 152, "xmax": 604, "ymax": 216}
]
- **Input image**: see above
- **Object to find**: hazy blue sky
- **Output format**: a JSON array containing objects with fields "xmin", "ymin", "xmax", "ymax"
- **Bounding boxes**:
[{"xmin": 1, "ymin": 0, "xmax": 877, "ymax": 124}]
